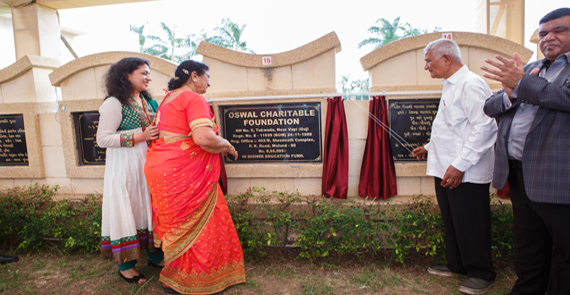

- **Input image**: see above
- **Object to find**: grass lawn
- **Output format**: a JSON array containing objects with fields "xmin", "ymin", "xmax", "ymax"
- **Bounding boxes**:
[{"xmin": 0, "ymin": 249, "xmax": 516, "ymax": 295}]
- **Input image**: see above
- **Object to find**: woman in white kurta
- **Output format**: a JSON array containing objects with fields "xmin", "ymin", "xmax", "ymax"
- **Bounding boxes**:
[{"xmin": 96, "ymin": 57, "xmax": 163, "ymax": 285}]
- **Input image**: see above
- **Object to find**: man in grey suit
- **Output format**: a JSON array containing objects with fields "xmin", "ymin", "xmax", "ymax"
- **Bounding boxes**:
[{"xmin": 481, "ymin": 7, "xmax": 570, "ymax": 295}]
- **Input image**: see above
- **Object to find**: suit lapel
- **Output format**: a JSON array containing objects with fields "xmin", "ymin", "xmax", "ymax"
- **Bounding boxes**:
[
  {"xmin": 528, "ymin": 58, "xmax": 570, "ymax": 132},
  {"xmin": 525, "ymin": 60, "xmax": 543, "ymax": 74},
  {"xmin": 552, "ymin": 59, "xmax": 570, "ymax": 85}
]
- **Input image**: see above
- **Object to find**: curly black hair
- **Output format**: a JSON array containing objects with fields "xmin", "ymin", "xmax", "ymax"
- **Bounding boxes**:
[
  {"xmin": 167, "ymin": 60, "xmax": 209, "ymax": 91},
  {"xmin": 104, "ymin": 57, "xmax": 153, "ymax": 104}
]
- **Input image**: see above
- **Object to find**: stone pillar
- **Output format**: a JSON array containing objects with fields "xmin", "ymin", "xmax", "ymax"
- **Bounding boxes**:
[
  {"xmin": 2, "ymin": 1, "xmax": 63, "ymax": 190},
  {"xmin": 530, "ymin": 29, "xmax": 545, "ymax": 60},
  {"xmin": 11, "ymin": 3, "xmax": 61, "ymax": 61},
  {"xmin": 476, "ymin": 0, "xmax": 525, "ymax": 45},
  {"xmin": 0, "ymin": 55, "xmax": 60, "ymax": 186}
]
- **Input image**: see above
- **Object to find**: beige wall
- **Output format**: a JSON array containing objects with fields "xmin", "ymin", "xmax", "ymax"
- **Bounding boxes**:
[
  {"xmin": 198, "ymin": 32, "xmax": 340, "ymax": 98},
  {"xmin": 0, "ymin": 55, "xmax": 59, "ymax": 186},
  {"xmin": 0, "ymin": 52, "xmax": 175, "ymax": 197},
  {"xmin": 200, "ymin": 31, "xmax": 531, "ymax": 199},
  {"xmin": 0, "ymin": 32, "xmax": 534, "ymax": 201},
  {"xmin": 202, "ymin": 32, "xmax": 341, "ymax": 197}
]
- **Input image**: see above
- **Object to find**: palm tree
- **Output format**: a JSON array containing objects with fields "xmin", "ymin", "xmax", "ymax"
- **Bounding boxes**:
[
  {"xmin": 145, "ymin": 22, "xmax": 188, "ymax": 62},
  {"xmin": 200, "ymin": 31, "xmax": 226, "ymax": 48},
  {"xmin": 131, "ymin": 19, "xmax": 256, "ymax": 61},
  {"xmin": 358, "ymin": 17, "xmax": 433, "ymax": 49},
  {"xmin": 178, "ymin": 33, "xmax": 202, "ymax": 60},
  {"xmin": 337, "ymin": 74, "xmax": 354, "ymax": 94},
  {"xmin": 179, "ymin": 30, "xmax": 228, "ymax": 60},
  {"xmin": 358, "ymin": 17, "xmax": 404, "ymax": 49},
  {"xmin": 337, "ymin": 75, "xmax": 370, "ymax": 100},
  {"xmin": 212, "ymin": 18, "xmax": 255, "ymax": 53},
  {"xmin": 351, "ymin": 78, "xmax": 369, "ymax": 93},
  {"xmin": 130, "ymin": 24, "xmax": 147, "ymax": 52},
  {"xmin": 351, "ymin": 78, "xmax": 370, "ymax": 100}
]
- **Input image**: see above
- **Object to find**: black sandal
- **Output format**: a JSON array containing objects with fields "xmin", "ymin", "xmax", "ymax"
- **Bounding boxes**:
[{"xmin": 118, "ymin": 270, "xmax": 146, "ymax": 284}]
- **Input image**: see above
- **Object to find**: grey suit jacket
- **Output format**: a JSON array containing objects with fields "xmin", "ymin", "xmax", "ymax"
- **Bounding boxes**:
[{"xmin": 483, "ymin": 57, "xmax": 570, "ymax": 204}]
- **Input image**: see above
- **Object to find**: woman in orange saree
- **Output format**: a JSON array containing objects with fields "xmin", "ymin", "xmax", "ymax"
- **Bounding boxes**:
[{"xmin": 144, "ymin": 60, "xmax": 245, "ymax": 294}]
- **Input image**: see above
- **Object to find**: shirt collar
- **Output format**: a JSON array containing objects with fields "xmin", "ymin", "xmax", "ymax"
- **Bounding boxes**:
[
  {"xmin": 443, "ymin": 65, "xmax": 468, "ymax": 85},
  {"xmin": 542, "ymin": 52, "xmax": 570, "ymax": 67}
]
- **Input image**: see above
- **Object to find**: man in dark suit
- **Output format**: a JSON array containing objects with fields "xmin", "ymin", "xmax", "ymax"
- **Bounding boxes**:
[{"xmin": 481, "ymin": 7, "xmax": 570, "ymax": 295}]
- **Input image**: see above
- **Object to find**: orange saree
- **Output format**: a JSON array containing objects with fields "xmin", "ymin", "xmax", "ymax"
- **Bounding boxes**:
[{"xmin": 144, "ymin": 91, "xmax": 245, "ymax": 294}]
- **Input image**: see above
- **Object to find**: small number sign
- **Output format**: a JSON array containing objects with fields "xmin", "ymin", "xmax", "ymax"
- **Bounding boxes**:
[
  {"xmin": 262, "ymin": 56, "xmax": 272, "ymax": 65},
  {"xmin": 442, "ymin": 33, "xmax": 452, "ymax": 40}
]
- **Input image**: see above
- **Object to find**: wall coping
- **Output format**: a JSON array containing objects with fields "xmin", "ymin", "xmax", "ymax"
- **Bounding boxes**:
[
  {"xmin": 197, "ymin": 31, "xmax": 341, "ymax": 68},
  {"xmin": 360, "ymin": 31, "xmax": 534, "ymax": 71},
  {"xmin": 0, "ymin": 55, "xmax": 60, "ymax": 84},
  {"xmin": 49, "ymin": 51, "xmax": 177, "ymax": 86}
]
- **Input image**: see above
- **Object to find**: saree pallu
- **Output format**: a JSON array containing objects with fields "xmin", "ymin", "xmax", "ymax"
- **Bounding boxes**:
[{"xmin": 145, "ymin": 136, "xmax": 245, "ymax": 294}]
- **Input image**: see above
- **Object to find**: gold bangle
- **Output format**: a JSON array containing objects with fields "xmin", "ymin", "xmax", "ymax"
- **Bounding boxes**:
[{"xmin": 224, "ymin": 139, "xmax": 231, "ymax": 150}]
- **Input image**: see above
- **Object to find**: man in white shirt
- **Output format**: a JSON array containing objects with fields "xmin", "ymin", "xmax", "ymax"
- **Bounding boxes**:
[{"xmin": 412, "ymin": 39, "xmax": 498, "ymax": 295}]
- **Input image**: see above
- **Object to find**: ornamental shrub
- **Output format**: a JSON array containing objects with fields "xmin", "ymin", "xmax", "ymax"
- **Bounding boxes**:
[
  {"xmin": 1, "ymin": 184, "xmax": 513, "ymax": 264},
  {"xmin": 228, "ymin": 190, "xmax": 514, "ymax": 263},
  {"xmin": 0, "ymin": 183, "xmax": 101, "ymax": 253}
]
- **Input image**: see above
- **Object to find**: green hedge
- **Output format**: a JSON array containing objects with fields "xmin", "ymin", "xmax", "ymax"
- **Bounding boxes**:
[
  {"xmin": 228, "ymin": 188, "xmax": 514, "ymax": 263},
  {"xmin": 0, "ymin": 184, "xmax": 513, "ymax": 263},
  {"xmin": 0, "ymin": 183, "xmax": 101, "ymax": 253}
]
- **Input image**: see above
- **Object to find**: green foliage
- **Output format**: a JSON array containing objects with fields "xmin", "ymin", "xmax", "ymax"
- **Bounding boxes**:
[
  {"xmin": 490, "ymin": 195, "xmax": 514, "ymax": 258},
  {"xmin": 0, "ymin": 184, "xmax": 514, "ymax": 265},
  {"xmin": 228, "ymin": 190, "xmax": 515, "ymax": 264},
  {"xmin": 0, "ymin": 183, "xmax": 102, "ymax": 253},
  {"xmin": 226, "ymin": 188, "xmax": 305, "ymax": 259},
  {"xmin": 131, "ymin": 18, "xmax": 254, "ymax": 62},
  {"xmin": 358, "ymin": 16, "xmax": 441, "ymax": 49},
  {"xmin": 389, "ymin": 196, "xmax": 444, "ymax": 263},
  {"xmin": 129, "ymin": 24, "xmax": 148, "ymax": 53},
  {"xmin": 337, "ymin": 75, "xmax": 370, "ymax": 99},
  {"xmin": 259, "ymin": 188, "xmax": 303, "ymax": 247},
  {"xmin": 143, "ymin": 22, "xmax": 192, "ymax": 62},
  {"xmin": 295, "ymin": 196, "xmax": 442, "ymax": 262},
  {"xmin": 211, "ymin": 18, "xmax": 255, "ymax": 53},
  {"xmin": 297, "ymin": 198, "xmax": 394, "ymax": 259},
  {"xmin": 227, "ymin": 188, "xmax": 269, "ymax": 259}
]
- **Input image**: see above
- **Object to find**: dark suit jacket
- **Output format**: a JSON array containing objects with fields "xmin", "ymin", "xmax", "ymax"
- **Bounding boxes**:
[{"xmin": 483, "ymin": 56, "xmax": 570, "ymax": 204}]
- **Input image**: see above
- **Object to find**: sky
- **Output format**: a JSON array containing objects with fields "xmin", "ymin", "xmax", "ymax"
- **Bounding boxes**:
[{"xmin": 54, "ymin": 0, "xmax": 569, "ymax": 83}]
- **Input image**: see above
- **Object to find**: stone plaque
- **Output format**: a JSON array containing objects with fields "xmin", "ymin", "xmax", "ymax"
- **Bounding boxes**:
[
  {"xmin": 0, "ymin": 114, "xmax": 28, "ymax": 166},
  {"xmin": 389, "ymin": 98, "xmax": 439, "ymax": 161},
  {"xmin": 220, "ymin": 102, "xmax": 322, "ymax": 163},
  {"xmin": 75, "ymin": 112, "xmax": 106, "ymax": 165}
]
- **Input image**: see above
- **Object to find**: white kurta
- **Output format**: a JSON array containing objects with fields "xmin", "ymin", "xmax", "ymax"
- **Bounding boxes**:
[{"xmin": 97, "ymin": 97, "xmax": 154, "ymax": 263}]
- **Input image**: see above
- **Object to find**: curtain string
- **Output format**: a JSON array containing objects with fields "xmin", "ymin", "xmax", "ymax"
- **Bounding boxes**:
[{"xmin": 346, "ymin": 98, "xmax": 415, "ymax": 155}]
